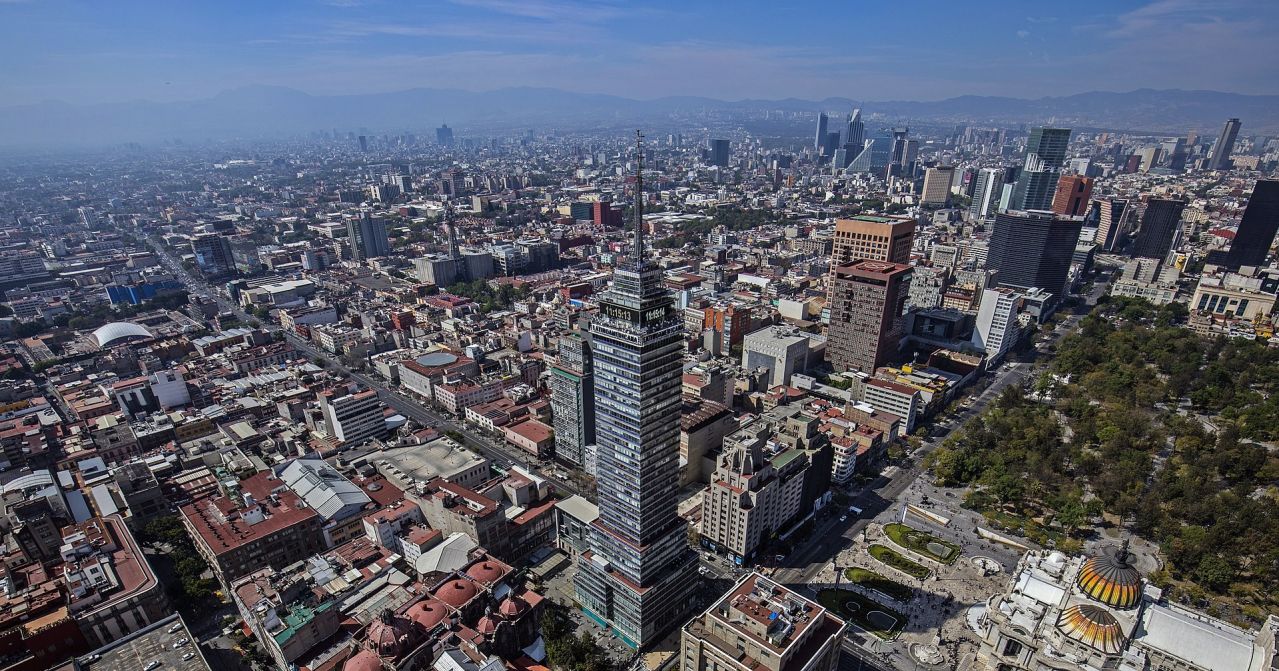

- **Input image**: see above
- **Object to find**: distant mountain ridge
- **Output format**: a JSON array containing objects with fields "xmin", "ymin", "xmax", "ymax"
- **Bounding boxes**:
[{"xmin": 1, "ymin": 86, "xmax": 1275, "ymax": 149}]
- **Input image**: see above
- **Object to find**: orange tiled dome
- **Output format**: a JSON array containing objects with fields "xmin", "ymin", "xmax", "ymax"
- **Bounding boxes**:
[
  {"xmin": 1077, "ymin": 544, "xmax": 1141, "ymax": 609},
  {"xmin": 1057, "ymin": 604, "xmax": 1125, "ymax": 654}
]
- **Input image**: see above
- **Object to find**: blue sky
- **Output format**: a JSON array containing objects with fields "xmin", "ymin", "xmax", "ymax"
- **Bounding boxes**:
[{"xmin": 1, "ymin": 0, "xmax": 1276, "ymax": 106}]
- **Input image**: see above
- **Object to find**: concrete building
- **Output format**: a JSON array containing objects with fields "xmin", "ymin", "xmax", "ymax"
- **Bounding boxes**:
[
  {"xmin": 1051, "ymin": 175, "xmax": 1093, "ymax": 217},
  {"xmin": 830, "ymin": 215, "xmax": 915, "ymax": 267},
  {"xmin": 699, "ymin": 441, "xmax": 807, "ymax": 565},
  {"xmin": 318, "ymin": 386, "xmax": 385, "ymax": 447},
  {"xmin": 741, "ymin": 326, "xmax": 822, "ymax": 388},
  {"xmin": 972, "ymin": 288, "xmax": 1024, "ymax": 365},
  {"xmin": 827, "ymin": 260, "xmax": 912, "ymax": 373},
  {"xmin": 64, "ymin": 515, "xmax": 172, "ymax": 649},
  {"xmin": 549, "ymin": 334, "xmax": 594, "ymax": 468},
  {"xmin": 680, "ymin": 573, "xmax": 845, "ymax": 671},
  {"xmin": 190, "ymin": 233, "xmax": 235, "ymax": 278},
  {"xmin": 1190, "ymin": 270, "xmax": 1279, "ymax": 320},
  {"xmin": 863, "ymin": 378, "xmax": 921, "ymax": 434},
  {"xmin": 921, "ymin": 166, "xmax": 956, "ymax": 206},
  {"xmin": 180, "ymin": 471, "xmax": 326, "ymax": 588},
  {"xmin": 554, "ymin": 495, "xmax": 599, "ymax": 558}
]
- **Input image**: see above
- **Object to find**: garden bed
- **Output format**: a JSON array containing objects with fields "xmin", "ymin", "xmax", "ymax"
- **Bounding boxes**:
[{"xmin": 884, "ymin": 523, "xmax": 961, "ymax": 564}]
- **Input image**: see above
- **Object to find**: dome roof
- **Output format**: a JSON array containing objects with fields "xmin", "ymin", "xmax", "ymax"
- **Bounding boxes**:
[
  {"xmin": 406, "ymin": 598, "xmax": 449, "ymax": 630},
  {"xmin": 497, "ymin": 596, "xmax": 527, "ymax": 618},
  {"xmin": 1057, "ymin": 604, "xmax": 1125, "ymax": 654},
  {"xmin": 433, "ymin": 579, "xmax": 478, "ymax": 608},
  {"xmin": 466, "ymin": 560, "xmax": 505, "ymax": 585},
  {"xmin": 476, "ymin": 614, "xmax": 499, "ymax": 635},
  {"xmin": 344, "ymin": 649, "xmax": 383, "ymax": 671},
  {"xmin": 92, "ymin": 322, "xmax": 153, "ymax": 347},
  {"xmin": 1077, "ymin": 543, "xmax": 1141, "ymax": 609},
  {"xmin": 365, "ymin": 610, "xmax": 411, "ymax": 658}
]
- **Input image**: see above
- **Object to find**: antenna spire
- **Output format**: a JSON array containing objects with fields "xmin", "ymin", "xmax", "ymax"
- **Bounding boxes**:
[{"xmin": 634, "ymin": 130, "xmax": 645, "ymax": 264}]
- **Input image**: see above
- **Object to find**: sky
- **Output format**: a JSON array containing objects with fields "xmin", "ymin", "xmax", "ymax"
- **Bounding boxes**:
[{"xmin": 1, "ymin": 0, "xmax": 1276, "ymax": 107}]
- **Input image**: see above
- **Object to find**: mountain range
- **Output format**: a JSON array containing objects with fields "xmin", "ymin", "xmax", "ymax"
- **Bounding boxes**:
[{"xmin": 1, "ymin": 86, "xmax": 1275, "ymax": 150}]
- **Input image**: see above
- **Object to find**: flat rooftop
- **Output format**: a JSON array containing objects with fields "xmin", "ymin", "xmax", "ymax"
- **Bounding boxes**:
[{"xmin": 78, "ymin": 613, "xmax": 212, "ymax": 671}]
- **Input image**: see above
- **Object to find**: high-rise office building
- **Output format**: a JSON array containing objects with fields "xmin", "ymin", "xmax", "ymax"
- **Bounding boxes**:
[
  {"xmin": 843, "ymin": 108, "xmax": 864, "ymax": 151},
  {"xmin": 436, "ymin": 123, "xmax": 454, "ymax": 147},
  {"xmin": 969, "ymin": 167, "xmax": 1005, "ymax": 221},
  {"xmin": 575, "ymin": 133, "xmax": 696, "ymax": 648},
  {"xmin": 813, "ymin": 112, "xmax": 828, "ymax": 152},
  {"xmin": 988, "ymin": 210, "xmax": 1084, "ymax": 302},
  {"xmin": 357, "ymin": 135, "xmax": 368, "ymax": 152},
  {"xmin": 921, "ymin": 166, "xmax": 956, "ymax": 206},
  {"xmin": 1096, "ymin": 198, "xmax": 1133, "ymax": 253},
  {"xmin": 830, "ymin": 214, "xmax": 915, "ymax": 267},
  {"xmin": 1051, "ymin": 175, "xmax": 1094, "ymax": 217},
  {"xmin": 827, "ymin": 260, "xmax": 912, "ymax": 373},
  {"xmin": 1130, "ymin": 198, "xmax": 1187, "ymax": 260},
  {"xmin": 1220, "ymin": 179, "xmax": 1279, "ymax": 268},
  {"xmin": 887, "ymin": 128, "xmax": 909, "ymax": 178},
  {"xmin": 346, "ymin": 211, "xmax": 390, "ymax": 261},
  {"xmin": 1206, "ymin": 118, "xmax": 1241, "ymax": 171},
  {"xmin": 708, "ymin": 138, "xmax": 730, "ymax": 168},
  {"xmin": 550, "ymin": 334, "xmax": 595, "ymax": 468},
  {"xmin": 1011, "ymin": 127, "xmax": 1072, "ymax": 211},
  {"xmin": 191, "ymin": 233, "xmax": 236, "ymax": 278}
]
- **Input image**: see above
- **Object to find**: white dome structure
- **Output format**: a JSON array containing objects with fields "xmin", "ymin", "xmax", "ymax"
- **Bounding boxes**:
[{"xmin": 92, "ymin": 322, "xmax": 153, "ymax": 347}]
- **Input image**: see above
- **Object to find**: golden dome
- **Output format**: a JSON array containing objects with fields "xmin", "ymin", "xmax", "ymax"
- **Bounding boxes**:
[
  {"xmin": 1077, "ymin": 543, "xmax": 1141, "ymax": 609},
  {"xmin": 1057, "ymin": 604, "xmax": 1125, "ymax": 654}
]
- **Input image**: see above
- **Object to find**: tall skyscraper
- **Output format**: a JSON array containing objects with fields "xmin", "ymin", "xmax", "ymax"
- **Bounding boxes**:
[
  {"xmin": 887, "ymin": 128, "xmax": 909, "ymax": 178},
  {"xmin": 1011, "ymin": 127, "xmax": 1072, "ymax": 211},
  {"xmin": 1220, "ymin": 179, "xmax": 1279, "ymax": 268},
  {"xmin": 830, "ymin": 215, "xmax": 915, "ymax": 267},
  {"xmin": 357, "ymin": 135, "xmax": 368, "ymax": 152},
  {"xmin": 843, "ymin": 108, "xmax": 864, "ymax": 152},
  {"xmin": 708, "ymin": 138, "xmax": 730, "ymax": 168},
  {"xmin": 550, "ymin": 334, "xmax": 595, "ymax": 467},
  {"xmin": 1051, "ymin": 175, "xmax": 1094, "ymax": 217},
  {"xmin": 436, "ymin": 123, "xmax": 454, "ymax": 147},
  {"xmin": 969, "ymin": 167, "xmax": 1005, "ymax": 221},
  {"xmin": 1206, "ymin": 118, "xmax": 1241, "ymax": 171},
  {"xmin": 988, "ymin": 210, "xmax": 1084, "ymax": 302},
  {"xmin": 813, "ymin": 112, "xmax": 828, "ymax": 152},
  {"xmin": 827, "ymin": 260, "xmax": 912, "ymax": 373},
  {"xmin": 1130, "ymin": 198, "xmax": 1187, "ymax": 260},
  {"xmin": 575, "ymin": 132, "xmax": 696, "ymax": 648},
  {"xmin": 921, "ymin": 166, "xmax": 956, "ymax": 206},
  {"xmin": 347, "ymin": 211, "xmax": 390, "ymax": 261},
  {"xmin": 1096, "ymin": 198, "xmax": 1132, "ymax": 253},
  {"xmin": 191, "ymin": 233, "xmax": 236, "ymax": 278}
]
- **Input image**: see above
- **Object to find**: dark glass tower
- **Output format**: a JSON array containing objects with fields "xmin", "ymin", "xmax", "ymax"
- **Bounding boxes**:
[
  {"xmin": 574, "ymin": 132, "xmax": 697, "ymax": 648},
  {"xmin": 1222, "ymin": 179, "xmax": 1279, "ymax": 269},
  {"xmin": 1207, "ymin": 118, "xmax": 1241, "ymax": 171},
  {"xmin": 1130, "ymin": 198, "xmax": 1187, "ymax": 260},
  {"xmin": 1011, "ymin": 127, "xmax": 1072, "ymax": 211},
  {"xmin": 989, "ymin": 210, "xmax": 1084, "ymax": 303},
  {"xmin": 814, "ymin": 112, "xmax": 828, "ymax": 152}
]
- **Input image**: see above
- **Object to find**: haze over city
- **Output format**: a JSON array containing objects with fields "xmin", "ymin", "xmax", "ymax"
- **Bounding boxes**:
[{"xmin": 0, "ymin": 3, "xmax": 1278, "ymax": 671}]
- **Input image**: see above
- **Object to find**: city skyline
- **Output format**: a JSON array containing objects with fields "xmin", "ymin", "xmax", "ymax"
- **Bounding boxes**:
[{"xmin": 1, "ymin": 0, "xmax": 1277, "ymax": 108}]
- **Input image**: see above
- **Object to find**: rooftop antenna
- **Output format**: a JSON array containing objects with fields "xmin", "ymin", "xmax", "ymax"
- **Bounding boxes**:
[{"xmin": 634, "ymin": 129, "xmax": 645, "ymax": 266}]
